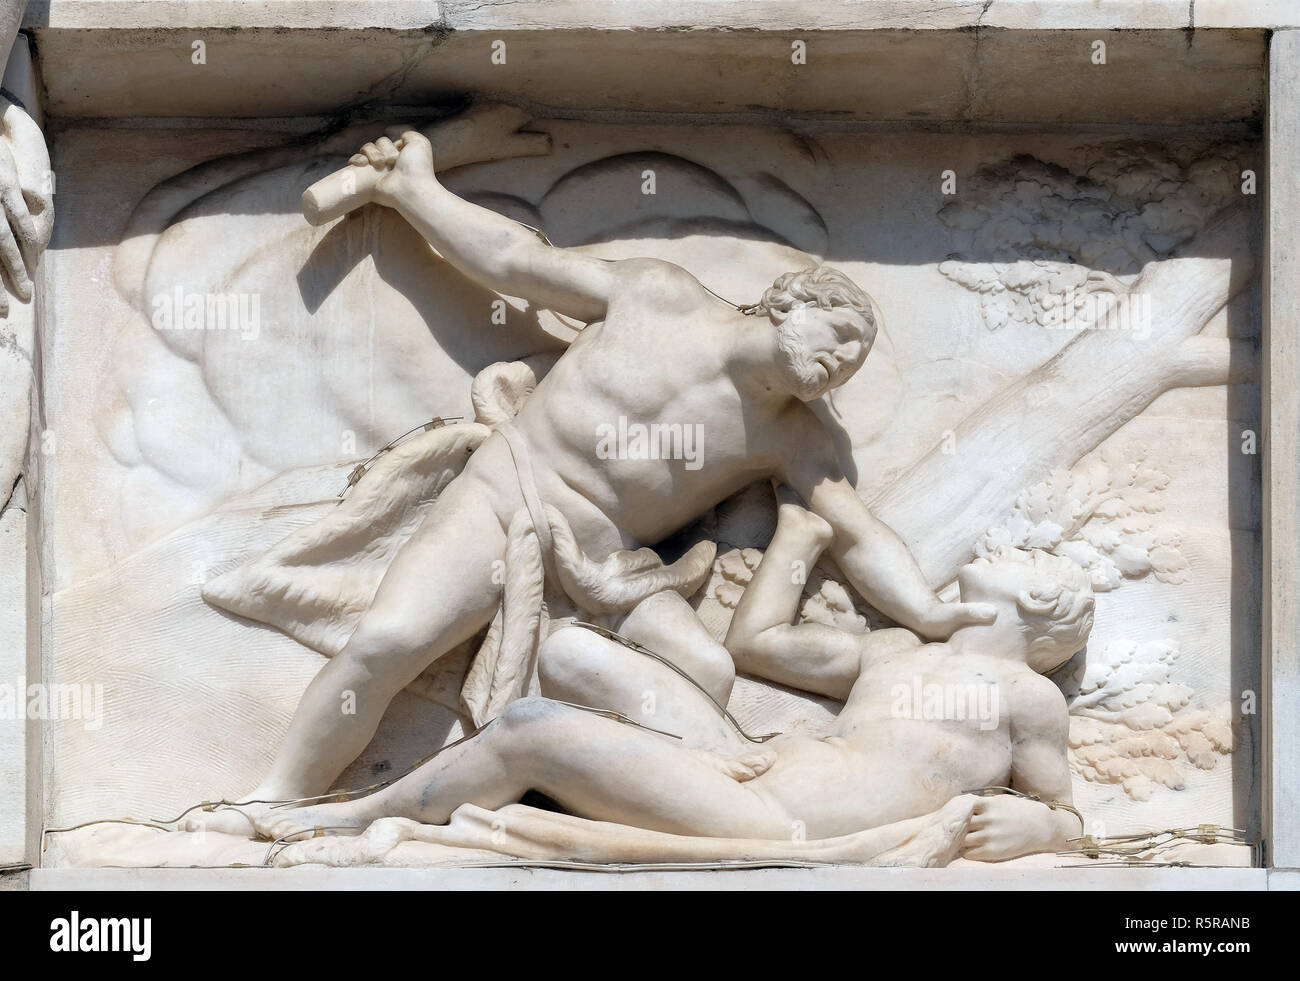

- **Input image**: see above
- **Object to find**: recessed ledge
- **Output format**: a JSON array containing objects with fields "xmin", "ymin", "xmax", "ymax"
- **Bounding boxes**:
[
  {"xmin": 26, "ymin": 865, "xmax": 1282, "ymax": 891},
  {"xmin": 19, "ymin": 24, "xmax": 1269, "ymax": 124},
  {"xmin": 18, "ymin": 0, "xmax": 1300, "ymax": 32}
]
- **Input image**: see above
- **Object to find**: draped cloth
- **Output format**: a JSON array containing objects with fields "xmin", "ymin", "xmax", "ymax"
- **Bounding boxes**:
[{"xmin": 202, "ymin": 358, "xmax": 716, "ymax": 726}]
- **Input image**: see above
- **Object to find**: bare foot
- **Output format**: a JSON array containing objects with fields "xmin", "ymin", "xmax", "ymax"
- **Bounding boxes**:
[
  {"xmin": 179, "ymin": 788, "xmax": 317, "ymax": 839},
  {"xmin": 259, "ymin": 801, "xmax": 372, "ymax": 843},
  {"xmin": 273, "ymin": 817, "xmax": 419, "ymax": 867},
  {"xmin": 272, "ymin": 835, "xmax": 360, "ymax": 868},
  {"xmin": 689, "ymin": 747, "xmax": 777, "ymax": 782},
  {"xmin": 179, "ymin": 800, "xmax": 273, "ymax": 838}
]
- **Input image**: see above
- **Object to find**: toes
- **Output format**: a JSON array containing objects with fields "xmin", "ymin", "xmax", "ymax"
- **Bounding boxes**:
[
  {"xmin": 265, "ymin": 819, "xmax": 309, "ymax": 843},
  {"xmin": 722, "ymin": 760, "xmax": 755, "ymax": 781},
  {"xmin": 688, "ymin": 748, "xmax": 776, "ymax": 783},
  {"xmin": 739, "ymin": 750, "xmax": 777, "ymax": 778},
  {"xmin": 727, "ymin": 752, "xmax": 775, "ymax": 782},
  {"xmin": 182, "ymin": 807, "xmax": 255, "ymax": 838},
  {"xmin": 261, "ymin": 807, "xmax": 333, "ymax": 842},
  {"xmin": 262, "ymin": 813, "xmax": 309, "ymax": 841}
]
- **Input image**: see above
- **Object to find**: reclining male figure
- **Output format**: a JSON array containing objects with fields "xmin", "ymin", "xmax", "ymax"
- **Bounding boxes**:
[
  {"xmin": 194, "ymin": 128, "xmax": 997, "ymax": 835},
  {"xmin": 258, "ymin": 492, "xmax": 1091, "ymax": 863}
]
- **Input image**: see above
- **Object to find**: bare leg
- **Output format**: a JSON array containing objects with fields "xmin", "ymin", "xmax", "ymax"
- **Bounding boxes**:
[
  {"xmin": 190, "ymin": 476, "xmax": 507, "ymax": 834},
  {"xmin": 260, "ymin": 697, "xmax": 789, "ymax": 842},
  {"xmin": 617, "ymin": 590, "xmax": 735, "ymax": 705},
  {"xmin": 538, "ymin": 621, "xmax": 742, "ymax": 755},
  {"xmin": 723, "ymin": 488, "xmax": 853, "ymax": 697}
]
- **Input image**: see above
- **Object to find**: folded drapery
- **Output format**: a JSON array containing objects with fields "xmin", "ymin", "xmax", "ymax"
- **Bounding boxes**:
[{"xmin": 203, "ymin": 358, "xmax": 714, "ymax": 725}]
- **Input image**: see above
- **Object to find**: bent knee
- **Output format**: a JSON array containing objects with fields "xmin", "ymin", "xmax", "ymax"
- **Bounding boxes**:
[
  {"xmin": 339, "ymin": 616, "xmax": 435, "ymax": 681},
  {"xmin": 538, "ymin": 626, "xmax": 614, "ymax": 691},
  {"xmin": 685, "ymin": 640, "xmax": 736, "ymax": 703},
  {"xmin": 498, "ymin": 695, "xmax": 565, "ymax": 731}
]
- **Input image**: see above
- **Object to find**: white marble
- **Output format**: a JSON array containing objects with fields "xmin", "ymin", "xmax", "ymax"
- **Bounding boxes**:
[
  {"xmin": 28, "ymin": 865, "xmax": 1273, "ymax": 892},
  {"xmin": 1265, "ymin": 29, "xmax": 1300, "ymax": 870},
  {"xmin": 23, "ymin": 15, "xmax": 1266, "ymax": 124},
  {"xmin": 0, "ymin": 23, "xmax": 48, "ymax": 871},
  {"xmin": 23, "ymin": 0, "xmax": 1300, "ymax": 32},
  {"xmin": 30, "ymin": 100, "xmax": 1258, "ymax": 870},
  {"xmin": 0, "ymin": 2, "xmax": 1286, "ymax": 881}
]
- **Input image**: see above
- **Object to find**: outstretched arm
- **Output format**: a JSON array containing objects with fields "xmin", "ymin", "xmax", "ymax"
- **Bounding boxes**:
[
  {"xmin": 726, "ymin": 488, "xmax": 918, "ymax": 700},
  {"xmin": 356, "ymin": 129, "xmax": 617, "ymax": 323},
  {"xmin": 781, "ymin": 419, "xmax": 995, "ymax": 640}
]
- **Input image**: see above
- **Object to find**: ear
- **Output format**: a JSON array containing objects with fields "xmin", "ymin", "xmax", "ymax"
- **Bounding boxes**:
[
  {"xmin": 1016, "ymin": 588, "xmax": 1058, "ymax": 618},
  {"xmin": 865, "ymin": 294, "xmax": 884, "ymax": 335}
]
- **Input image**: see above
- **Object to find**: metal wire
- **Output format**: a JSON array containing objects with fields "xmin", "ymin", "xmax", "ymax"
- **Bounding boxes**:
[
  {"xmin": 38, "ymin": 682, "xmax": 688, "ymax": 852},
  {"xmin": 569, "ymin": 620, "xmax": 782, "ymax": 743},
  {"xmin": 963, "ymin": 784, "xmax": 1085, "ymax": 833},
  {"xmin": 1054, "ymin": 824, "xmax": 1257, "ymax": 869},
  {"xmin": 42, "ymin": 818, "xmax": 174, "ymax": 836},
  {"xmin": 337, "ymin": 416, "xmax": 463, "ymax": 501},
  {"xmin": 548, "ymin": 699, "xmax": 684, "ymax": 740},
  {"xmin": 262, "ymin": 826, "xmax": 360, "ymax": 867}
]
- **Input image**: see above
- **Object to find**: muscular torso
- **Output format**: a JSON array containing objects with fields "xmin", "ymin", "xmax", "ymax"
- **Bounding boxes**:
[
  {"xmin": 749, "ymin": 646, "xmax": 1031, "ymax": 839},
  {"xmin": 462, "ymin": 267, "xmax": 805, "ymax": 555}
]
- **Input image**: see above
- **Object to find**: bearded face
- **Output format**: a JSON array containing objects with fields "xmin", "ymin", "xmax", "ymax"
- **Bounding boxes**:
[{"xmin": 774, "ymin": 303, "xmax": 874, "ymax": 401}]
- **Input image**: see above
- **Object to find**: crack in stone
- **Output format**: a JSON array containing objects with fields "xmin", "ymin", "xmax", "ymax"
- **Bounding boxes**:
[{"xmin": 1, "ymin": 473, "xmax": 24, "ymax": 516}]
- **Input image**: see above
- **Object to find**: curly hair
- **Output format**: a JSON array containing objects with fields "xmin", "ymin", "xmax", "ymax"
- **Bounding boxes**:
[
  {"xmin": 979, "ymin": 547, "xmax": 1095, "ymax": 671},
  {"xmin": 745, "ymin": 265, "xmax": 877, "ymax": 335}
]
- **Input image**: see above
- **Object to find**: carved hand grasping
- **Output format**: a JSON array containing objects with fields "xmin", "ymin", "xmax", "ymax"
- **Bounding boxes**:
[{"xmin": 349, "ymin": 129, "xmax": 436, "ymax": 210}]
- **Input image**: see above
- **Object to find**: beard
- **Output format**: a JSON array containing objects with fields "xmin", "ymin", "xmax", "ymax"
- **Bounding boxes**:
[{"xmin": 775, "ymin": 315, "xmax": 830, "ymax": 401}]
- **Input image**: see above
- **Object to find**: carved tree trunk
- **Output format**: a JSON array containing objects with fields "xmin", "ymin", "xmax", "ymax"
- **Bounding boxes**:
[{"xmin": 871, "ymin": 205, "xmax": 1256, "ymax": 586}]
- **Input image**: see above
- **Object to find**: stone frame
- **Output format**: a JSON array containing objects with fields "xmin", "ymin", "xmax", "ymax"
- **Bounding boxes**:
[{"xmin": 2, "ymin": 0, "xmax": 1299, "ymax": 889}]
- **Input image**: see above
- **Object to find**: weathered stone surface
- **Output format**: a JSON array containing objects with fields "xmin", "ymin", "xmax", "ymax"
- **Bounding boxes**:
[{"xmin": 0, "ymin": 2, "xmax": 1283, "ymax": 877}]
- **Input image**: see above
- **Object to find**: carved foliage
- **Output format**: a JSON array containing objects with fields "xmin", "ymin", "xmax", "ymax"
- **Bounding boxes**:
[
  {"xmin": 938, "ymin": 144, "xmax": 1247, "ymax": 330},
  {"xmin": 976, "ymin": 443, "xmax": 1188, "ymax": 592},
  {"xmin": 1060, "ymin": 638, "xmax": 1234, "ymax": 801}
]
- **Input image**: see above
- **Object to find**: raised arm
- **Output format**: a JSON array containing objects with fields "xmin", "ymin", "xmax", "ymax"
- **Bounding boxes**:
[
  {"xmin": 358, "ymin": 129, "xmax": 618, "ymax": 323},
  {"xmin": 725, "ymin": 488, "xmax": 917, "ymax": 700},
  {"xmin": 780, "ymin": 415, "xmax": 995, "ymax": 640}
]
